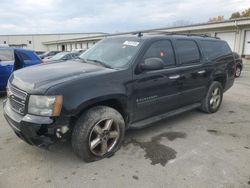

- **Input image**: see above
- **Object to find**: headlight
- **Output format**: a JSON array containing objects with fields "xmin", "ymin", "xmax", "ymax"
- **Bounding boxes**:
[{"xmin": 28, "ymin": 95, "xmax": 63, "ymax": 116}]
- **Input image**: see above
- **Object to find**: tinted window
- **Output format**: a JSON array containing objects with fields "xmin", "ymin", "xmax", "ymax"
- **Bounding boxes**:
[
  {"xmin": 143, "ymin": 40, "xmax": 175, "ymax": 67},
  {"xmin": 200, "ymin": 40, "xmax": 232, "ymax": 60},
  {"xmin": 176, "ymin": 40, "xmax": 200, "ymax": 64},
  {"xmin": 20, "ymin": 52, "xmax": 31, "ymax": 60}
]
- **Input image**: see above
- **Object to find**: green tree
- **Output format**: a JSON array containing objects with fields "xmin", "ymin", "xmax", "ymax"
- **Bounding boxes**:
[
  {"xmin": 230, "ymin": 12, "xmax": 241, "ymax": 19},
  {"xmin": 230, "ymin": 8, "xmax": 250, "ymax": 19},
  {"xmin": 242, "ymin": 8, "xmax": 250, "ymax": 17}
]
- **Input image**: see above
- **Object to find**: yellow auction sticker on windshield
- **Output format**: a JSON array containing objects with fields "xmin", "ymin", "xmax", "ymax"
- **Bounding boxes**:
[{"xmin": 123, "ymin": 41, "xmax": 140, "ymax": 47}]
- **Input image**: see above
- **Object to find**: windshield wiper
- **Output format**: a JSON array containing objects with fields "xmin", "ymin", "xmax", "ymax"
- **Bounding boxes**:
[{"xmin": 86, "ymin": 59, "xmax": 112, "ymax": 69}]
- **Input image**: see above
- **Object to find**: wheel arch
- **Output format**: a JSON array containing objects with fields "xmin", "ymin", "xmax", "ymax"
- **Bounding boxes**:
[
  {"xmin": 236, "ymin": 62, "xmax": 242, "ymax": 69},
  {"xmin": 74, "ymin": 95, "xmax": 130, "ymax": 125},
  {"xmin": 213, "ymin": 72, "xmax": 227, "ymax": 89}
]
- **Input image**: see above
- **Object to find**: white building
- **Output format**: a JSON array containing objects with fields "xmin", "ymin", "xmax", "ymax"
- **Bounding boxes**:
[
  {"xmin": 1, "ymin": 17, "xmax": 250, "ymax": 56},
  {"xmin": 43, "ymin": 17, "xmax": 250, "ymax": 56},
  {"xmin": 157, "ymin": 17, "xmax": 250, "ymax": 56},
  {"xmin": 0, "ymin": 32, "xmax": 106, "ymax": 52}
]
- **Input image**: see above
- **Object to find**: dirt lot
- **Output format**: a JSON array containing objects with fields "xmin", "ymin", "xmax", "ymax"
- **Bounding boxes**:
[{"xmin": 0, "ymin": 60, "xmax": 250, "ymax": 188}]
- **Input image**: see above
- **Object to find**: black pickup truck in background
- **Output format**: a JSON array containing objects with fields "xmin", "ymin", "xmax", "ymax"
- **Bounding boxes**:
[{"xmin": 3, "ymin": 33, "xmax": 235, "ymax": 162}]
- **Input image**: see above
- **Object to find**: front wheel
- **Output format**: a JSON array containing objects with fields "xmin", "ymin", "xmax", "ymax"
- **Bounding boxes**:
[
  {"xmin": 200, "ymin": 81, "xmax": 223, "ymax": 113},
  {"xmin": 72, "ymin": 106, "xmax": 125, "ymax": 162}
]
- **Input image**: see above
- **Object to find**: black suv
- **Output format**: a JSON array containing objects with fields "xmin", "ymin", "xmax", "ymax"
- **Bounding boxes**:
[{"xmin": 3, "ymin": 34, "xmax": 235, "ymax": 162}]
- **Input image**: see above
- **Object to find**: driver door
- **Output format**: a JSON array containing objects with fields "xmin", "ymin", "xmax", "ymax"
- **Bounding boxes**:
[{"xmin": 131, "ymin": 40, "xmax": 182, "ymax": 122}]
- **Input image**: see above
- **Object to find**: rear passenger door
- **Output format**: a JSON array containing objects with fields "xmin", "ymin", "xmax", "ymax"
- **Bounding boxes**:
[{"xmin": 175, "ymin": 39, "xmax": 209, "ymax": 106}]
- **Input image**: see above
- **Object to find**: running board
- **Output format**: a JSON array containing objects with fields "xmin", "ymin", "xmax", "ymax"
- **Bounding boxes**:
[{"xmin": 129, "ymin": 103, "xmax": 201, "ymax": 129}]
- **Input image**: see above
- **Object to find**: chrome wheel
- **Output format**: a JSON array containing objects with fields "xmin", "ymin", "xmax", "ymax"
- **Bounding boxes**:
[
  {"xmin": 235, "ymin": 67, "xmax": 241, "ymax": 77},
  {"xmin": 89, "ymin": 119, "xmax": 120, "ymax": 156},
  {"xmin": 210, "ymin": 87, "xmax": 221, "ymax": 110}
]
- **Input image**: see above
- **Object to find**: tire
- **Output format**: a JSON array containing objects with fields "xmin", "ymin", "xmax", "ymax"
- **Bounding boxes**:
[
  {"xmin": 235, "ymin": 65, "xmax": 242, "ymax": 78},
  {"xmin": 200, "ymin": 81, "xmax": 223, "ymax": 113},
  {"xmin": 72, "ymin": 106, "xmax": 125, "ymax": 162}
]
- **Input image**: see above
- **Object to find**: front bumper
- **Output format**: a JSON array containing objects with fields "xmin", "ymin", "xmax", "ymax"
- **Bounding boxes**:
[{"xmin": 3, "ymin": 99, "xmax": 58, "ymax": 147}]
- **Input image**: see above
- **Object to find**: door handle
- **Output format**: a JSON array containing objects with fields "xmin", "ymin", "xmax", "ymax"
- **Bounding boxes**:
[
  {"xmin": 169, "ymin": 75, "xmax": 180, "ymax": 80},
  {"xmin": 197, "ymin": 70, "xmax": 206, "ymax": 74}
]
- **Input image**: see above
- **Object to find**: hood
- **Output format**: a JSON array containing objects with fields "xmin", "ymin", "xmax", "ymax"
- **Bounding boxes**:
[{"xmin": 10, "ymin": 60, "xmax": 107, "ymax": 93}]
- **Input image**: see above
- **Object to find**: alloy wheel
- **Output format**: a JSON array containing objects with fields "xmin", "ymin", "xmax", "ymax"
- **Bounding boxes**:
[
  {"xmin": 88, "ymin": 119, "xmax": 120, "ymax": 156},
  {"xmin": 210, "ymin": 87, "xmax": 221, "ymax": 110},
  {"xmin": 235, "ymin": 67, "xmax": 241, "ymax": 77}
]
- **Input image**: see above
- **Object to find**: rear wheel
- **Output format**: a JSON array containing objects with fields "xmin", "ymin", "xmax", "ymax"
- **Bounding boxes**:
[
  {"xmin": 235, "ymin": 66, "xmax": 242, "ymax": 78},
  {"xmin": 72, "ymin": 106, "xmax": 125, "ymax": 162},
  {"xmin": 200, "ymin": 81, "xmax": 223, "ymax": 113}
]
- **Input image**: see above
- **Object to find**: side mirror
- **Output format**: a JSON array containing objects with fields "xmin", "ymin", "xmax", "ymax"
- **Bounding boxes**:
[{"xmin": 140, "ymin": 58, "xmax": 164, "ymax": 71}]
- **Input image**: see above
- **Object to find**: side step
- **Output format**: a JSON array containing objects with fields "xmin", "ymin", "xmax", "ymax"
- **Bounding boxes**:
[{"xmin": 129, "ymin": 103, "xmax": 201, "ymax": 129}]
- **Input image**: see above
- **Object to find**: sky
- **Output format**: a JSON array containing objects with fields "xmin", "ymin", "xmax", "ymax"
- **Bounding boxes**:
[{"xmin": 0, "ymin": 0, "xmax": 249, "ymax": 35}]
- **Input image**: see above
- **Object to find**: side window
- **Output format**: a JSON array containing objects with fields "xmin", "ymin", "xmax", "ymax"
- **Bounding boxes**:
[
  {"xmin": 63, "ymin": 55, "xmax": 69, "ymax": 59},
  {"xmin": 19, "ymin": 52, "xmax": 31, "ymax": 61},
  {"xmin": 176, "ymin": 40, "xmax": 200, "ymax": 65},
  {"xmin": 66, "ymin": 54, "xmax": 72, "ymax": 59},
  {"xmin": 0, "ymin": 49, "xmax": 14, "ymax": 62},
  {"xmin": 143, "ymin": 40, "xmax": 175, "ymax": 67},
  {"xmin": 200, "ymin": 40, "xmax": 232, "ymax": 60}
]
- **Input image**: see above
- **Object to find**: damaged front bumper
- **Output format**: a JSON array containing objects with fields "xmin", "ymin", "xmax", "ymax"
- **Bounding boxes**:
[{"xmin": 3, "ymin": 99, "xmax": 68, "ymax": 148}]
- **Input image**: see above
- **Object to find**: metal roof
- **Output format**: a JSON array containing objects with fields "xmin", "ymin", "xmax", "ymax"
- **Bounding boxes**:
[{"xmin": 0, "ymin": 32, "xmax": 107, "ymax": 37}]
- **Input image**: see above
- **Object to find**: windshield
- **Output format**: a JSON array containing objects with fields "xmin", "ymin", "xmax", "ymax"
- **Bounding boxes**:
[
  {"xmin": 79, "ymin": 37, "xmax": 143, "ymax": 68},
  {"xmin": 50, "ymin": 52, "xmax": 68, "ymax": 60},
  {"xmin": 0, "ymin": 49, "xmax": 14, "ymax": 62}
]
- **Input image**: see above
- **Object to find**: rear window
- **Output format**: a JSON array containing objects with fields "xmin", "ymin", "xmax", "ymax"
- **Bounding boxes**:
[
  {"xmin": 200, "ymin": 40, "xmax": 232, "ymax": 60},
  {"xmin": 0, "ymin": 49, "xmax": 14, "ymax": 62},
  {"xmin": 176, "ymin": 40, "xmax": 200, "ymax": 65},
  {"xmin": 19, "ymin": 52, "xmax": 31, "ymax": 61}
]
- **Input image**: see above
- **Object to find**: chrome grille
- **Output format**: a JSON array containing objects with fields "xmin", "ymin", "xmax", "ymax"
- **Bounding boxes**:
[{"xmin": 8, "ymin": 84, "xmax": 27, "ymax": 115}]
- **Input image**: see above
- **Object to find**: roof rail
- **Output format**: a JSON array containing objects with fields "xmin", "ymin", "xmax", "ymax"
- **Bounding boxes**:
[
  {"xmin": 147, "ymin": 31, "xmax": 177, "ymax": 35},
  {"xmin": 184, "ymin": 33, "xmax": 220, "ymax": 39},
  {"xmin": 134, "ymin": 31, "xmax": 220, "ymax": 39}
]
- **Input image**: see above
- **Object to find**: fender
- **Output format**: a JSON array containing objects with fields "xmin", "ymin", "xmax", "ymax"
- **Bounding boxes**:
[
  {"xmin": 74, "ymin": 94, "xmax": 129, "ymax": 117},
  {"xmin": 211, "ymin": 65, "xmax": 228, "ymax": 89}
]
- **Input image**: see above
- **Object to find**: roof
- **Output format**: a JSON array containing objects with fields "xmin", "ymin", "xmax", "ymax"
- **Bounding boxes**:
[
  {"xmin": 0, "ymin": 47, "xmax": 34, "ymax": 52},
  {"xmin": 43, "ymin": 17, "xmax": 250, "ymax": 45}
]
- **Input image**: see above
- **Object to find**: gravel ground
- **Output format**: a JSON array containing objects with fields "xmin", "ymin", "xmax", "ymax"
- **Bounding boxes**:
[{"xmin": 0, "ymin": 60, "xmax": 250, "ymax": 188}]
